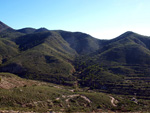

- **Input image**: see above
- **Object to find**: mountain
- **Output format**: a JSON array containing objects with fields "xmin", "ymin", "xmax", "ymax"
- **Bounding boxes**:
[
  {"xmin": 56, "ymin": 30, "xmax": 107, "ymax": 54},
  {"xmin": 17, "ymin": 27, "xmax": 49, "ymax": 34},
  {"xmin": 34, "ymin": 27, "xmax": 49, "ymax": 33},
  {"xmin": 76, "ymin": 31, "xmax": 150, "ymax": 66},
  {"xmin": 17, "ymin": 27, "xmax": 36, "ymax": 34},
  {"xmin": 0, "ymin": 21, "xmax": 13, "ymax": 32},
  {"xmin": 0, "ymin": 31, "xmax": 78, "ymax": 83},
  {"xmin": 75, "ymin": 31, "xmax": 150, "ymax": 95},
  {"xmin": 0, "ymin": 21, "xmax": 150, "ymax": 112},
  {"xmin": 0, "ymin": 38, "xmax": 19, "ymax": 64},
  {"xmin": 0, "ymin": 21, "xmax": 23, "ymax": 40},
  {"xmin": 0, "ymin": 22, "xmax": 104, "ymax": 84},
  {"xmin": 0, "ymin": 21, "xmax": 150, "ymax": 96},
  {"xmin": 96, "ymin": 31, "xmax": 150, "ymax": 65},
  {"xmin": 0, "ymin": 22, "xmax": 19, "ymax": 63}
]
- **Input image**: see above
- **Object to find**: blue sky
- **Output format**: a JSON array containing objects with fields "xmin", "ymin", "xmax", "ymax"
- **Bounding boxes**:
[{"xmin": 1, "ymin": 0, "xmax": 150, "ymax": 39}]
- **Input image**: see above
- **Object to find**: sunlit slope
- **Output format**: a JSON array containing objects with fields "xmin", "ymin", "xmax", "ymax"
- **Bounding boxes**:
[{"xmin": 1, "ymin": 31, "xmax": 78, "ymax": 83}]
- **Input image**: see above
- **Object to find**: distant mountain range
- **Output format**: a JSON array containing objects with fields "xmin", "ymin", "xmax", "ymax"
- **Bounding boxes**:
[{"xmin": 0, "ymin": 21, "xmax": 150, "ymax": 95}]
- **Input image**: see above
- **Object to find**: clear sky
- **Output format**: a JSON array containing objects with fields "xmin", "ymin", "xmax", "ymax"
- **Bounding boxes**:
[{"xmin": 1, "ymin": 0, "xmax": 150, "ymax": 39}]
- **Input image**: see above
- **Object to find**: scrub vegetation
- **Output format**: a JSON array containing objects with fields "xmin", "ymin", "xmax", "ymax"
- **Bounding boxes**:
[{"xmin": 0, "ymin": 21, "xmax": 150, "ymax": 112}]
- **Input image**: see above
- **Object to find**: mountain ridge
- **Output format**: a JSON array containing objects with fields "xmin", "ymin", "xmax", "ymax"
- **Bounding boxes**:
[
  {"xmin": 0, "ymin": 21, "xmax": 150, "ymax": 112},
  {"xmin": 0, "ymin": 21, "xmax": 150, "ymax": 95},
  {"xmin": 0, "ymin": 21, "xmax": 14, "ymax": 32}
]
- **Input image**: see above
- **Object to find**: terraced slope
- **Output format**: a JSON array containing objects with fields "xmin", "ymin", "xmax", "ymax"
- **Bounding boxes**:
[
  {"xmin": 0, "ymin": 72, "xmax": 112, "ymax": 112},
  {"xmin": 74, "ymin": 32, "xmax": 150, "ymax": 96},
  {"xmin": 0, "ymin": 21, "xmax": 150, "ymax": 98},
  {"xmin": 0, "ymin": 72, "xmax": 149, "ymax": 112}
]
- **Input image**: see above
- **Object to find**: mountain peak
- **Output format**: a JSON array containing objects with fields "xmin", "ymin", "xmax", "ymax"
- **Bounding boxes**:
[
  {"xmin": 122, "ymin": 31, "xmax": 135, "ymax": 36},
  {"xmin": 111, "ymin": 31, "xmax": 136, "ymax": 41},
  {"xmin": 0, "ymin": 21, "xmax": 13, "ymax": 32},
  {"xmin": 17, "ymin": 28, "xmax": 36, "ymax": 34},
  {"xmin": 34, "ymin": 27, "xmax": 49, "ymax": 33}
]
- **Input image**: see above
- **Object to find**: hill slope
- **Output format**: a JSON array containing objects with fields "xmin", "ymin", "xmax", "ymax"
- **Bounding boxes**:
[
  {"xmin": 0, "ymin": 38, "xmax": 19, "ymax": 64},
  {"xmin": 0, "ymin": 72, "xmax": 149, "ymax": 112},
  {"xmin": 0, "ymin": 21, "xmax": 150, "ymax": 112},
  {"xmin": 97, "ymin": 31, "xmax": 150, "ymax": 65},
  {"xmin": 0, "ymin": 21, "xmax": 13, "ymax": 32},
  {"xmin": 0, "ymin": 22, "xmax": 106, "ymax": 84},
  {"xmin": 74, "ymin": 32, "xmax": 150, "ymax": 95},
  {"xmin": 0, "ymin": 21, "xmax": 150, "ymax": 96},
  {"xmin": 76, "ymin": 31, "xmax": 150, "ymax": 67},
  {"xmin": 57, "ymin": 30, "xmax": 107, "ymax": 54},
  {"xmin": 0, "ymin": 21, "xmax": 23, "ymax": 40},
  {"xmin": 0, "ymin": 21, "xmax": 101, "ymax": 84},
  {"xmin": 0, "ymin": 31, "xmax": 78, "ymax": 83}
]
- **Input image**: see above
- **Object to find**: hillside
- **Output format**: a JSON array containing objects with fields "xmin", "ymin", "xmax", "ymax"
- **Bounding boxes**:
[
  {"xmin": 17, "ymin": 28, "xmax": 36, "ymax": 34},
  {"xmin": 17, "ymin": 27, "xmax": 49, "ymax": 34},
  {"xmin": 1, "ymin": 31, "xmax": 78, "ymax": 84},
  {"xmin": 0, "ymin": 21, "xmax": 109, "ymax": 84},
  {"xmin": 0, "ymin": 72, "xmax": 114, "ymax": 112},
  {"xmin": 0, "ymin": 23, "xmax": 150, "ymax": 94},
  {"xmin": 56, "ymin": 30, "xmax": 107, "ymax": 54},
  {"xmin": 0, "ymin": 21, "xmax": 150, "ymax": 112},
  {"xmin": 0, "ymin": 21, "xmax": 150, "ymax": 97},
  {"xmin": 74, "ymin": 31, "xmax": 150, "ymax": 96},
  {"xmin": 0, "ymin": 21, "xmax": 23, "ymax": 40},
  {"xmin": 0, "ymin": 38, "xmax": 19, "ymax": 64},
  {"xmin": 0, "ymin": 21, "xmax": 13, "ymax": 32},
  {"xmin": 0, "ymin": 72, "xmax": 149, "ymax": 112},
  {"xmin": 99, "ymin": 31, "xmax": 150, "ymax": 65}
]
